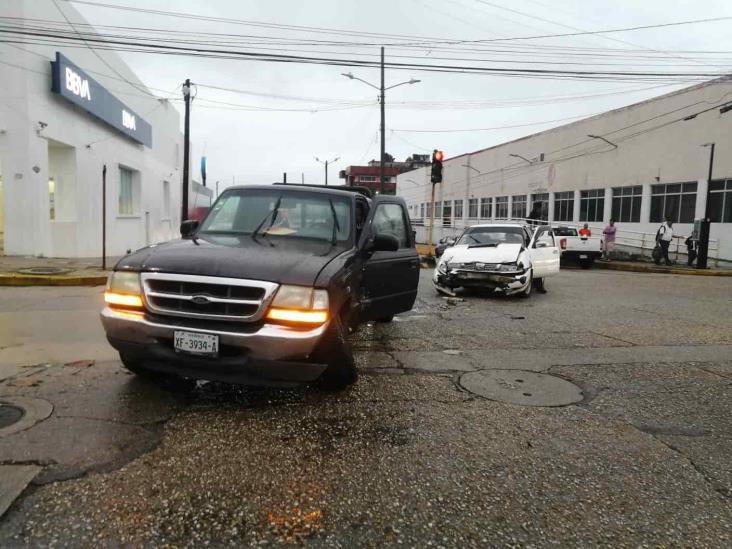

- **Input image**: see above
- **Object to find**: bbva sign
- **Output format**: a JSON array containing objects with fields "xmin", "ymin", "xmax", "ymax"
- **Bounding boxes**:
[{"xmin": 51, "ymin": 52, "xmax": 152, "ymax": 147}]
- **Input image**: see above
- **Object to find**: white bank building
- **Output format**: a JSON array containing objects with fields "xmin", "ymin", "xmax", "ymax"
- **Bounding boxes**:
[
  {"xmin": 397, "ymin": 78, "xmax": 732, "ymax": 264},
  {"xmin": 0, "ymin": 0, "xmax": 186, "ymax": 258}
]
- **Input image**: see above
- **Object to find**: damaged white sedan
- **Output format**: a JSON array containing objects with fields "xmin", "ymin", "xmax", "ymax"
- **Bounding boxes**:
[{"xmin": 433, "ymin": 224, "xmax": 560, "ymax": 297}]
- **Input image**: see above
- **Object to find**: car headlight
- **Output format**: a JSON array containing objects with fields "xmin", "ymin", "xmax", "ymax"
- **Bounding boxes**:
[
  {"xmin": 104, "ymin": 271, "xmax": 143, "ymax": 309},
  {"xmin": 266, "ymin": 285, "xmax": 329, "ymax": 325},
  {"xmin": 498, "ymin": 263, "xmax": 520, "ymax": 272},
  {"xmin": 437, "ymin": 261, "xmax": 448, "ymax": 274}
]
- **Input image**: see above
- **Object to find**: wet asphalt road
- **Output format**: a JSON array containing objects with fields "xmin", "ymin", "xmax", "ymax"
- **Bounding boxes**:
[{"xmin": 0, "ymin": 269, "xmax": 731, "ymax": 547}]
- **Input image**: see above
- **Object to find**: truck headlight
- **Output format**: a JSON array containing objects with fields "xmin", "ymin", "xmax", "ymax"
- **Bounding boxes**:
[
  {"xmin": 266, "ymin": 285, "xmax": 329, "ymax": 325},
  {"xmin": 437, "ymin": 261, "xmax": 448, "ymax": 274},
  {"xmin": 104, "ymin": 271, "xmax": 143, "ymax": 309}
]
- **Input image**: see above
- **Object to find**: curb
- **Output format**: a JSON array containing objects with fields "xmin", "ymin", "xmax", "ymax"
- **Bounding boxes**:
[
  {"xmin": 0, "ymin": 274, "xmax": 108, "ymax": 287},
  {"xmin": 594, "ymin": 261, "xmax": 732, "ymax": 277}
]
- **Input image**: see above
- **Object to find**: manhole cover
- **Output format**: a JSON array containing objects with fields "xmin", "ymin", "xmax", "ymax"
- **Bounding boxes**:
[
  {"xmin": 0, "ymin": 404, "xmax": 24, "ymax": 429},
  {"xmin": 0, "ymin": 396, "xmax": 53, "ymax": 437},
  {"xmin": 17, "ymin": 267, "xmax": 73, "ymax": 275},
  {"xmin": 459, "ymin": 370, "xmax": 583, "ymax": 407}
]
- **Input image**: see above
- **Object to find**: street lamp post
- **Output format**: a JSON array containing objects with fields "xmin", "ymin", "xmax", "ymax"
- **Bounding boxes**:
[
  {"xmin": 342, "ymin": 49, "xmax": 420, "ymax": 194},
  {"xmin": 315, "ymin": 156, "xmax": 340, "ymax": 186}
]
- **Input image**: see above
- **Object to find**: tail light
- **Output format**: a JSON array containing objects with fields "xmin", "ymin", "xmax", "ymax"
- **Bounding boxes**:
[{"xmin": 560, "ymin": 238, "xmax": 567, "ymax": 250}]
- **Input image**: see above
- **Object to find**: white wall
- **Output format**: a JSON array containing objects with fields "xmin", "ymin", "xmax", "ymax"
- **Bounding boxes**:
[
  {"xmin": 0, "ymin": 0, "xmax": 184, "ymax": 258},
  {"xmin": 398, "ymin": 78, "xmax": 732, "ymax": 261}
]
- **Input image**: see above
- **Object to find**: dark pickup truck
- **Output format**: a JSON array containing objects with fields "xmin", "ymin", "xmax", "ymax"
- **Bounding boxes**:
[{"xmin": 100, "ymin": 184, "xmax": 420, "ymax": 389}]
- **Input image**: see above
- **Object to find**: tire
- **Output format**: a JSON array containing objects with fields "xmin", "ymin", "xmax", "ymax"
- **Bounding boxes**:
[
  {"xmin": 519, "ymin": 271, "xmax": 533, "ymax": 298},
  {"xmin": 119, "ymin": 352, "xmax": 158, "ymax": 378},
  {"xmin": 119, "ymin": 353, "xmax": 195, "ymax": 391},
  {"xmin": 376, "ymin": 315, "xmax": 394, "ymax": 323},
  {"xmin": 315, "ymin": 316, "xmax": 357, "ymax": 391}
]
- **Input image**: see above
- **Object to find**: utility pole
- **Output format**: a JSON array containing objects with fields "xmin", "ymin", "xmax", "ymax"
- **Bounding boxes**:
[
  {"xmin": 324, "ymin": 161, "xmax": 329, "ymax": 186},
  {"xmin": 102, "ymin": 164, "xmax": 106, "ymax": 270},
  {"xmin": 215, "ymin": 180, "xmax": 219, "ymax": 199},
  {"xmin": 380, "ymin": 46, "xmax": 386, "ymax": 195},
  {"xmin": 697, "ymin": 142, "xmax": 715, "ymax": 269},
  {"xmin": 315, "ymin": 156, "xmax": 339, "ymax": 186},
  {"xmin": 283, "ymin": 172, "xmax": 287, "ymax": 184},
  {"xmin": 181, "ymin": 78, "xmax": 191, "ymax": 222}
]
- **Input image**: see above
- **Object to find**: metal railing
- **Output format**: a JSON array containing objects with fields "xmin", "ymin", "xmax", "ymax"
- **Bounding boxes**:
[{"xmin": 411, "ymin": 217, "xmax": 721, "ymax": 266}]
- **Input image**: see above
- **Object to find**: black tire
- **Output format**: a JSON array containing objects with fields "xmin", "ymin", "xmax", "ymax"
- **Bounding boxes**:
[
  {"xmin": 119, "ymin": 353, "xmax": 195, "ymax": 391},
  {"xmin": 376, "ymin": 315, "xmax": 394, "ymax": 323},
  {"xmin": 119, "ymin": 353, "xmax": 157, "ymax": 378},
  {"xmin": 314, "ymin": 316, "xmax": 357, "ymax": 391}
]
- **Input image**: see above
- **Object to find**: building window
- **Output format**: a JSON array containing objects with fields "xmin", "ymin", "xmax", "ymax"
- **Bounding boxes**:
[
  {"xmin": 468, "ymin": 198, "xmax": 478, "ymax": 219},
  {"xmin": 434, "ymin": 201, "xmax": 442, "ymax": 220},
  {"xmin": 454, "ymin": 199, "xmax": 463, "ymax": 220},
  {"xmin": 650, "ymin": 183, "xmax": 697, "ymax": 223},
  {"xmin": 443, "ymin": 200, "xmax": 452, "ymax": 227},
  {"xmin": 512, "ymin": 195, "xmax": 527, "ymax": 219},
  {"xmin": 118, "ymin": 166, "xmax": 137, "ymax": 216},
  {"xmin": 426, "ymin": 202, "xmax": 433, "ymax": 218},
  {"xmin": 612, "ymin": 186, "xmax": 642, "ymax": 223},
  {"xmin": 480, "ymin": 198, "xmax": 491, "ymax": 219},
  {"xmin": 580, "ymin": 188, "xmax": 605, "ymax": 222},
  {"xmin": 553, "ymin": 191, "xmax": 574, "ymax": 222},
  {"xmin": 358, "ymin": 175, "xmax": 378, "ymax": 183},
  {"xmin": 48, "ymin": 178, "xmax": 56, "ymax": 220},
  {"xmin": 709, "ymin": 180, "xmax": 732, "ymax": 223},
  {"xmin": 420, "ymin": 203, "xmax": 425, "ymax": 219},
  {"xmin": 531, "ymin": 193, "xmax": 549, "ymax": 221},
  {"xmin": 495, "ymin": 196, "xmax": 509, "ymax": 219}
]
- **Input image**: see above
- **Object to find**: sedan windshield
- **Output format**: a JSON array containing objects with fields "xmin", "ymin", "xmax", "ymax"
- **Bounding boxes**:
[
  {"xmin": 199, "ymin": 188, "xmax": 352, "ymax": 243},
  {"xmin": 458, "ymin": 226, "xmax": 526, "ymax": 247}
]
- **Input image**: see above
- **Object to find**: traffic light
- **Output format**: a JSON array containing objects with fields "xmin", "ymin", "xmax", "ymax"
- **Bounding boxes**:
[{"xmin": 431, "ymin": 149, "xmax": 444, "ymax": 184}]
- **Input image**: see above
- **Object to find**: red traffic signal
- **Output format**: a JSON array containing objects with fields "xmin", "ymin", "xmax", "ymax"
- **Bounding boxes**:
[{"xmin": 431, "ymin": 149, "xmax": 444, "ymax": 184}]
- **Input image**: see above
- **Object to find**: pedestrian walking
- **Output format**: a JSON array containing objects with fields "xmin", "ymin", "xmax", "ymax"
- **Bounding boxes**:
[
  {"xmin": 656, "ymin": 217, "xmax": 675, "ymax": 266},
  {"xmin": 527, "ymin": 203, "xmax": 542, "ymax": 226},
  {"xmin": 685, "ymin": 235, "xmax": 697, "ymax": 267},
  {"xmin": 602, "ymin": 219, "xmax": 616, "ymax": 260},
  {"xmin": 578, "ymin": 223, "xmax": 592, "ymax": 237}
]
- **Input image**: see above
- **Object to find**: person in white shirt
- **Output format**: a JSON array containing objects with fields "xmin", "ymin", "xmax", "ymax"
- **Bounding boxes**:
[{"xmin": 657, "ymin": 217, "xmax": 675, "ymax": 265}]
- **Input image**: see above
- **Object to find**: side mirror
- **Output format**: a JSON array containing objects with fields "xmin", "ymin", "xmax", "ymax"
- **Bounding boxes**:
[
  {"xmin": 446, "ymin": 238, "xmax": 456, "ymax": 246},
  {"xmin": 370, "ymin": 233, "xmax": 400, "ymax": 252},
  {"xmin": 180, "ymin": 219, "xmax": 199, "ymax": 238}
]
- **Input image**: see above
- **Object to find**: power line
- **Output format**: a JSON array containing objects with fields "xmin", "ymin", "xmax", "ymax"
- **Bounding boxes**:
[{"xmin": 2, "ymin": 27, "xmax": 726, "ymax": 82}]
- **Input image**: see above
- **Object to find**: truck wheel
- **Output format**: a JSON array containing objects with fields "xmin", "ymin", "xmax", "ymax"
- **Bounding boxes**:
[
  {"xmin": 315, "ymin": 316, "xmax": 357, "ymax": 391},
  {"xmin": 119, "ymin": 353, "xmax": 195, "ymax": 391},
  {"xmin": 119, "ymin": 353, "xmax": 157, "ymax": 378}
]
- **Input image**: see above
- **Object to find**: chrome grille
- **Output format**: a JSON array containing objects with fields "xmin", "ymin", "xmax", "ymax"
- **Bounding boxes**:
[{"xmin": 141, "ymin": 273, "xmax": 278, "ymax": 322}]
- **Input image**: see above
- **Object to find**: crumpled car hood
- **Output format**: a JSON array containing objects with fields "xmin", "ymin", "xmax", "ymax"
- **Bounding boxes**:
[{"xmin": 442, "ymin": 243, "xmax": 523, "ymax": 265}]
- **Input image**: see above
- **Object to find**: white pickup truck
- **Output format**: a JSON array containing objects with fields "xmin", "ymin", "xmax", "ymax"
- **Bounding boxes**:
[{"xmin": 552, "ymin": 226, "xmax": 603, "ymax": 268}]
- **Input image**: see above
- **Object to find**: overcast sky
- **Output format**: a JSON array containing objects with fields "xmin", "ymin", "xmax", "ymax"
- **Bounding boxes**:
[{"xmin": 69, "ymin": 0, "xmax": 732, "ymax": 192}]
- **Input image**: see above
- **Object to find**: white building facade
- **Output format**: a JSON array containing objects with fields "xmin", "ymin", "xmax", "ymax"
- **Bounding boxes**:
[
  {"xmin": 0, "ymin": 0, "xmax": 185, "ymax": 258},
  {"xmin": 397, "ymin": 78, "xmax": 732, "ymax": 263}
]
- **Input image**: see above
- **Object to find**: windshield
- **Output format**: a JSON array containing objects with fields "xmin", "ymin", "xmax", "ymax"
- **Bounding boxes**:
[
  {"xmin": 199, "ymin": 188, "xmax": 352, "ymax": 243},
  {"xmin": 457, "ymin": 226, "xmax": 526, "ymax": 247},
  {"xmin": 553, "ymin": 227, "xmax": 578, "ymax": 236}
]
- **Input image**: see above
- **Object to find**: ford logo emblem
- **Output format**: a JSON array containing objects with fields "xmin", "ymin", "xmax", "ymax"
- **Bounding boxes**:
[{"xmin": 191, "ymin": 295, "xmax": 210, "ymax": 305}]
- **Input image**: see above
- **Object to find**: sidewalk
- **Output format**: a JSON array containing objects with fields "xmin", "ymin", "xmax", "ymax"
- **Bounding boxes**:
[
  {"xmin": 0, "ymin": 256, "xmax": 116, "ymax": 286},
  {"xmin": 594, "ymin": 259, "xmax": 732, "ymax": 277}
]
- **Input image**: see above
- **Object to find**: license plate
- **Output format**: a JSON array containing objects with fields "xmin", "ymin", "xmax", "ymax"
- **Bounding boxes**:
[
  {"xmin": 579, "ymin": 254, "xmax": 588, "ymax": 259},
  {"xmin": 174, "ymin": 331, "xmax": 219, "ymax": 356}
]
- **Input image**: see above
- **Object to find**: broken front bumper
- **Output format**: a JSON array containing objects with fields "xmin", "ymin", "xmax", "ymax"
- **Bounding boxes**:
[
  {"xmin": 433, "ymin": 269, "xmax": 530, "ymax": 294},
  {"xmin": 100, "ymin": 307, "xmax": 330, "ymax": 385}
]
